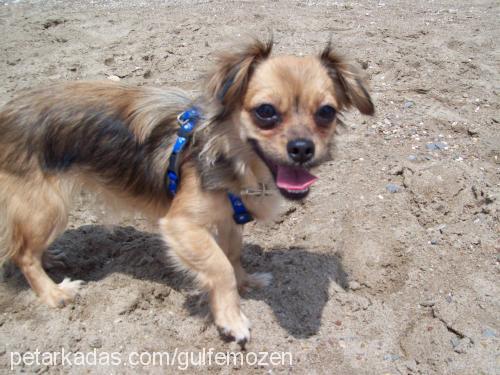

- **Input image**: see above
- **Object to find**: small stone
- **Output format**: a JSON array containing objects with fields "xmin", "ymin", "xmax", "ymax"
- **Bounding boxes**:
[
  {"xmin": 419, "ymin": 301, "xmax": 435, "ymax": 307},
  {"xmin": 143, "ymin": 69, "xmax": 152, "ymax": 79},
  {"xmin": 388, "ymin": 165, "xmax": 404, "ymax": 175},
  {"xmin": 383, "ymin": 353, "xmax": 400, "ymax": 361},
  {"xmin": 482, "ymin": 328, "xmax": 496, "ymax": 338},
  {"xmin": 453, "ymin": 337, "xmax": 471, "ymax": 354},
  {"xmin": 404, "ymin": 100, "xmax": 415, "ymax": 109},
  {"xmin": 450, "ymin": 336, "xmax": 460, "ymax": 348},
  {"xmin": 107, "ymin": 75, "xmax": 120, "ymax": 82},
  {"xmin": 426, "ymin": 142, "xmax": 448, "ymax": 151},
  {"xmin": 467, "ymin": 126, "xmax": 479, "ymax": 136},
  {"xmin": 43, "ymin": 18, "xmax": 65, "ymax": 29},
  {"xmin": 405, "ymin": 359, "xmax": 417, "ymax": 372},
  {"xmin": 89, "ymin": 337, "xmax": 102, "ymax": 349},
  {"xmin": 348, "ymin": 281, "xmax": 361, "ymax": 290},
  {"xmin": 386, "ymin": 183, "xmax": 400, "ymax": 193},
  {"xmin": 407, "ymin": 155, "xmax": 417, "ymax": 161},
  {"xmin": 430, "ymin": 239, "xmax": 438, "ymax": 245},
  {"xmin": 104, "ymin": 57, "xmax": 114, "ymax": 66}
]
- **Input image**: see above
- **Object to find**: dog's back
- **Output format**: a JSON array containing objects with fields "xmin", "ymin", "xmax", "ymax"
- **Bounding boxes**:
[{"xmin": 0, "ymin": 82, "xmax": 191, "ymax": 270}]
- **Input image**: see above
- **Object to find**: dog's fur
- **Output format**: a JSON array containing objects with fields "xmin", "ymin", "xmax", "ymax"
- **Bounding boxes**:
[{"xmin": 0, "ymin": 39, "xmax": 373, "ymax": 345}]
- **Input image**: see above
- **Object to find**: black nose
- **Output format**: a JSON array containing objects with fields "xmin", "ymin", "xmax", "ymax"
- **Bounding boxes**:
[{"xmin": 287, "ymin": 138, "xmax": 315, "ymax": 164}]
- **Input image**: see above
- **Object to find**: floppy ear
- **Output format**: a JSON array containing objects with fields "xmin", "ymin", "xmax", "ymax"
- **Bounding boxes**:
[
  {"xmin": 205, "ymin": 38, "xmax": 273, "ymax": 118},
  {"xmin": 320, "ymin": 42, "xmax": 375, "ymax": 115}
]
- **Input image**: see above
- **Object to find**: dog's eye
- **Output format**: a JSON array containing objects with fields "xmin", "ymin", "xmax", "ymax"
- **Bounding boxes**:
[
  {"xmin": 253, "ymin": 104, "xmax": 280, "ymax": 129},
  {"xmin": 315, "ymin": 105, "xmax": 337, "ymax": 127}
]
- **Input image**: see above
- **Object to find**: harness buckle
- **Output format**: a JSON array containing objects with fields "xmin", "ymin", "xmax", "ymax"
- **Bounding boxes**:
[{"xmin": 167, "ymin": 107, "xmax": 201, "ymax": 196}]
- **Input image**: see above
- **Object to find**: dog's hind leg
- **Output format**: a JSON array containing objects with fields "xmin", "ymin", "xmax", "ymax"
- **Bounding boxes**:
[{"xmin": 1, "ymin": 174, "xmax": 82, "ymax": 307}]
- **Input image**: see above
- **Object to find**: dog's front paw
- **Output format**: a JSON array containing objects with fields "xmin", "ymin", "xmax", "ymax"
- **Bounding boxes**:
[
  {"xmin": 41, "ymin": 278, "xmax": 84, "ymax": 308},
  {"xmin": 215, "ymin": 310, "xmax": 251, "ymax": 348}
]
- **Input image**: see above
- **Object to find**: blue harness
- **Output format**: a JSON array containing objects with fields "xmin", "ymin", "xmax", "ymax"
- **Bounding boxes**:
[{"xmin": 166, "ymin": 108, "xmax": 253, "ymax": 225}]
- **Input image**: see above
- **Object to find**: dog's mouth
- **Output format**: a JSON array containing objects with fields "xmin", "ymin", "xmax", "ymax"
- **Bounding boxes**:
[{"xmin": 248, "ymin": 140, "xmax": 318, "ymax": 200}]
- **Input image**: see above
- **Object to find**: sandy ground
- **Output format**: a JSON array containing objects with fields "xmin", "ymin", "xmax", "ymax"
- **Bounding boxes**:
[{"xmin": 0, "ymin": 0, "xmax": 499, "ymax": 374}]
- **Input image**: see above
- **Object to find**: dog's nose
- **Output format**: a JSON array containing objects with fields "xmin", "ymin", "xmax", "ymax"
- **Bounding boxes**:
[{"xmin": 287, "ymin": 138, "xmax": 315, "ymax": 164}]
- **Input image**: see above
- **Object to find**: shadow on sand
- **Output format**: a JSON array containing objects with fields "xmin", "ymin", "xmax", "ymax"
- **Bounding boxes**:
[{"xmin": 2, "ymin": 225, "xmax": 347, "ymax": 338}]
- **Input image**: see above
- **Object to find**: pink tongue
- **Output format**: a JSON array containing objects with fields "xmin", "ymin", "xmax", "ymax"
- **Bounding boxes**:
[{"xmin": 276, "ymin": 166, "xmax": 318, "ymax": 190}]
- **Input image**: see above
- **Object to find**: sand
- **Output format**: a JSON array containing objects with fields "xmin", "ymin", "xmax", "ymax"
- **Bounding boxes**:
[{"xmin": 0, "ymin": 0, "xmax": 498, "ymax": 374}]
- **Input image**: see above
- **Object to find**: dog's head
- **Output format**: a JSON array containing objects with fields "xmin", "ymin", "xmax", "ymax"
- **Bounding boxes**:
[{"xmin": 206, "ymin": 39, "xmax": 374, "ymax": 200}]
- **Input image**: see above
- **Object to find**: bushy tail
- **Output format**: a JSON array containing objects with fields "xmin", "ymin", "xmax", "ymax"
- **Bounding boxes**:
[
  {"xmin": 0, "ymin": 199, "xmax": 16, "ymax": 266},
  {"xmin": 0, "ymin": 176, "xmax": 23, "ymax": 266}
]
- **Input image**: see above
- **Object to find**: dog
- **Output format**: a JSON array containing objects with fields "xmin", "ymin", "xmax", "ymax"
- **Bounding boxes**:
[{"xmin": 0, "ymin": 39, "xmax": 374, "ymax": 345}]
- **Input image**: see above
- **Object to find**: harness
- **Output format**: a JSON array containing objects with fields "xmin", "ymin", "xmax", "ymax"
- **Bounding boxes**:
[{"xmin": 166, "ymin": 108, "xmax": 254, "ymax": 225}]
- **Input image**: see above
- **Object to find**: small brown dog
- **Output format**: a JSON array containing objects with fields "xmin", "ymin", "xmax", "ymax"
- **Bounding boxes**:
[{"xmin": 0, "ymin": 39, "xmax": 373, "ymax": 345}]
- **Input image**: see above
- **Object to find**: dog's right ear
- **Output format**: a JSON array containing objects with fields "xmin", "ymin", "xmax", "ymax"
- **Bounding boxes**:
[{"xmin": 205, "ymin": 38, "xmax": 273, "ymax": 118}]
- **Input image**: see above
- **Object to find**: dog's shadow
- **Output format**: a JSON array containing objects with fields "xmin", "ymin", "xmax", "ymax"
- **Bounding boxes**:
[{"xmin": 2, "ymin": 225, "xmax": 347, "ymax": 339}]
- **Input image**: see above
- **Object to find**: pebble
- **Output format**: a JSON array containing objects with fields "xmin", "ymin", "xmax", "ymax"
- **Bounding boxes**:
[
  {"xmin": 389, "ymin": 165, "xmax": 404, "ymax": 175},
  {"xmin": 107, "ymin": 75, "xmax": 121, "ymax": 82},
  {"xmin": 419, "ymin": 301, "xmax": 435, "ymax": 307},
  {"xmin": 385, "ymin": 183, "xmax": 400, "ymax": 193},
  {"xmin": 404, "ymin": 100, "xmax": 415, "ymax": 109},
  {"xmin": 482, "ymin": 328, "xmax": 497, "ymax": 338},
  {"xmin": 430, "ymin": 239, "xmax": 438, "ymax": 245},
  {"xmin": 453, "ymin": 337, "xmax": 471, "ymax": 354},
  {"xmin": 407, "ymin": 155, "xmax": 417, "ymax": 161},
  {"xmin": 383, "ymin": 353, "xmax": 400, "ymax": 361},
  {"xmin": 467, "ymin": 126, "xmax": 479, "ymax": 136},
  {"xmin": 426, "ymin": 142, "xmax": 448, "ymax": 150},
  {"xmin": 405, "ymin": 360, "xmax": 417, "ymax": 372},
  {"xmin": 348, "ymin": 281, "xmax": 361, "ymax": 290},
  {"xmin": 89, "ymin": 337, "xmax": 103, "ymax": 349}
]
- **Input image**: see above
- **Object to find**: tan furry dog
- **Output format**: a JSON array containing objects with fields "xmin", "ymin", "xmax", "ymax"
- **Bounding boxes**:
[{"xmin": 0, "ymin": 39, "xmax": 373, "ymax": 345}]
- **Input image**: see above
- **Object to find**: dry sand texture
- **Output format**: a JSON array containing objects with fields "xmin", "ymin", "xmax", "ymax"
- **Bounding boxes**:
[{"xmin": 0, "ymin": 0, "xmax": 499, "ymax": 374}]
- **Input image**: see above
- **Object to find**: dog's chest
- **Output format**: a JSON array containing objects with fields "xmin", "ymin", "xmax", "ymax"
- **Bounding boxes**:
[{"xmin": 243, "ymin": 192, "xmax": 283, "ymax": 222}]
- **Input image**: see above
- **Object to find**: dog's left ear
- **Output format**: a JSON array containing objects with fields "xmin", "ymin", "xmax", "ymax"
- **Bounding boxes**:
[
  {"xmin": 206, "ymin": 38, "xmax": 273, "ymax": 118},
  {"xmin": 320, "ymin": 42, "xmax": 375, "ymax": 115}
]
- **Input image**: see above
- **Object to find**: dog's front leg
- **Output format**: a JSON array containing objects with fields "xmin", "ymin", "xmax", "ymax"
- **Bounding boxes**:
[
  {"xmin": 217, "ymin": 223, "xmax": 272, "ymax": 294},
  {"xmin": 160, "ymin": 215, "xmax": 250, "ymax": 345}
]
